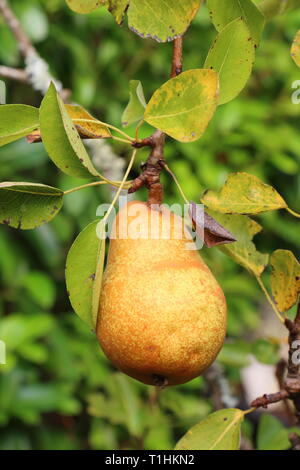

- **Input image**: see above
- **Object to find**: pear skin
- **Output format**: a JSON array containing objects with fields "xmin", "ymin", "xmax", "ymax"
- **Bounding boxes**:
[{"xmin": 97, "ymin": 201, "xmax": 227, "ymax": 386}]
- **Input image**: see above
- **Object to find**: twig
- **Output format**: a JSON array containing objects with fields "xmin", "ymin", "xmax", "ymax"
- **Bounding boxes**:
[
  {"xmin": 0, "ymin": 0, "xmax": 34, "ymax": 56},
  {"xmin": 0, "ymin": 0, "xmax": 63, "ymax": 95},
  {"xmin": 170, "ymin": 37, "xmax": 183, "ymax": 78},
  {"xmin": 129, "ymin": 130, "xmax": 165, "ymax": 206},
  {"xmin": 251, "ymin": 390, "xmax": 289, "ymax": 408},
  {"xmin": 0, "ymin": 65, "xmax": 27, "ymax": 82}
]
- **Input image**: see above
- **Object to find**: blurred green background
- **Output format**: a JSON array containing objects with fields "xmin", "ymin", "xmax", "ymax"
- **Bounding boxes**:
[{"xmin": 0, "ymin": 0, "xmax": 300, "ymax": 450}]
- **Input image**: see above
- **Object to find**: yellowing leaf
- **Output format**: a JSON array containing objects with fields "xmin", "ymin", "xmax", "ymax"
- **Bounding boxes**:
[
  {"xmin": 144, "ymin": 69, "xmax": 218, "ymax": 142},
  {"xmin": 291, "ymin": 30, "xmax": 300, "ymax": 67},
  {"xmin": 175, "ymin": 408, "xmax": 244, "ymax": 450},
  {"xmin": 65, "ymin": 104, "xmax": 111, "ymax": 138},
  {"xmin": 207, "ymin": 211, "xmax": 269, "ymax": 277},
  {"xmin": 127, "ymin": 0, "xmax": 202, "ymax": 42},
  {"xmin": 204, "ymin": 19, "xmax": 255, "ymax": 105},
  {"xmin": 202, "ymin": 172, "xmax": 287, "ymax": 214},
  {"xmin": 270, "ymin": 250, "xmax": 300, "ymax": 312},
  {"xmin": 66, "ymin": 0, "xmax": 106, "ymax": 14}
]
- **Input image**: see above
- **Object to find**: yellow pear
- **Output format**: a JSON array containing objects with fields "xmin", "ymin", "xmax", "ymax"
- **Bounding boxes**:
[{"xmin": 97, "ymin": 201, "xmax": 227, "ymax": 386}]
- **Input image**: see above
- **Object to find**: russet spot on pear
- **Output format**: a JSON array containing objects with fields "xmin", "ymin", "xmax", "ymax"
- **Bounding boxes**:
[{"xmin": 97, "ymin": 201, "xmax": 227, "ymax": 386}]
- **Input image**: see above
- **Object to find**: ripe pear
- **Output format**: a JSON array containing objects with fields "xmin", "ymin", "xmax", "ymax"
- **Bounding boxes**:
[{"xmin": 97, "ymin": 201, "xmax": 227, "ymax": 386}]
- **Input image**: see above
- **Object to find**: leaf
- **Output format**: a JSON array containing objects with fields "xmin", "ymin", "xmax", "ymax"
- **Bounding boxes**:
[
  {"xmin": 122, "ymin": 80, "xmax": 146, "ymax": 127},
  {"xmin": 270, "ymin": 250, "xmax": 300, "ymax": 312},
  {"xmin": 144, "ymin": 69, "xmax": 219, "ymax": 143},
  {"xmin": 201, "ymin": 172, "xmax": 287, "ymax": 214},
  {"xmin": 127, "ymin": 0, "xmax": 202, "ymax": 43},
  {"xmin": 207, "ymin": 211, "xmax": 269, "ymax": 276},
  {"xmin": 40, "ymin": 83, "xmax": 99, "ymax": 179},
  {"xmin": 108, "ymin": 0, "xmax": 129, "ymax": 24},
  {"xmin": 257, "ymin": 0, "xmax": 300, "ymax": 20},
  {"xmin": 252, "ymin": 339, "xmax": 279, "ymax": 365},
  {"xmin": 0, "ymin": 105, "xmax": 39, "ymax": 147},
  {"xmin": 189, "ymin": 202, "xmax": 236, "ymax": 247},
  {"xmin": 0, "ymin": 182, "xmax": 63, "ymax": 230},
  {"xmin": 65, "ymin": 219, "xmax": 106, "ymax": 329},
  {"xmin": 66, "ymin": 0, "xmax": 106, "ymax": 14},
  {"xmin": 27, "ymin": 105, "xmax": 112, "ymax": 142},
  {"xmin": 207, "ymin": 0, "xmax": 265, "ymax": 46},
  {"xmin": 65, "ymin": 104, "xmax": 112, "ymax": 138},
  {"xmin": 21, "ymin": 271, "xmax": 56, "ymax": 309},
  {"xmin": 291, "ymin": 30, "xmax": 300, "ymax": 67},
  {"xmin": 175, "ymin": 408, "xmax": 244, "ymax": 450},
  {"xmin": 92, "ymin": 221, "xmax": 106, "ymax": 327},
  {"xmin": 257, "ymin": 414, "xmax": 291, "ymax": 450},
  {"xmin": 0, "ymin": 81, "xmax": 6, "ymax": 104},
  {"xmin": 204, "ymin": 19, "xmax": 255, "ymax": 105}
]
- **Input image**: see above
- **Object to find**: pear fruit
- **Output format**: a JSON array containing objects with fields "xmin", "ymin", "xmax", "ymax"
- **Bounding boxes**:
[{"xmin": 97, "ymin": 201, "xmax": 226, "ymax": 386}]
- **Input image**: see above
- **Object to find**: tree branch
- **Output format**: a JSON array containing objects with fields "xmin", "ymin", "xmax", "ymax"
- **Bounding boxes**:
[
  {"xmin": 0, "ymin": 0, "xmax": 64, "ymax": 95},
  {"xmin": 0, "ymin": 0, "xmax": 34, "ymax": 57},
  {"xmin": 170, "ymin": 37, "xmax": 183, "ymax": 78},
  {"xmin": 251, "ymin": 300, "xmax": 300, "ymax": 424},
  {"xmin": 0, "ymin": 65, "xmax": 27, "ymax": 82}
]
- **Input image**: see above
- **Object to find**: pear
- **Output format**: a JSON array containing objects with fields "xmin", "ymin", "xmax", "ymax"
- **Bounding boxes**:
[{"xmin": 97, "ymin": 201, "xmax": 227, "ymax": 386}]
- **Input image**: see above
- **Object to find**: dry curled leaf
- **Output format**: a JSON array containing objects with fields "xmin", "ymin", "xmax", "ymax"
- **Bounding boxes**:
[{"xmin": 189, "ymin": 201, "xmax": 236, "ymax": 248}]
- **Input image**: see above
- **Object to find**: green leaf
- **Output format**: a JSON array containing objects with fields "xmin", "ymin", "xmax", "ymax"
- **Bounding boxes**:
[
  {"xmin": 40, "ymin": 83, "xmax": 99, "ymax": 179},
  {"xmin": 207, "ymin": 211, "xmax": 269, "ymax": 276},
  {"xmin": 252, "ymin": 339, "xmax": 280, "ymax": 365},
  {"xmin": 201, "ymin": 172, "xmax": 287, "ymax": 214},
  {"xmin": 257, "ymin": 0, "xmax": 300, "ymax": 20},
  {"xmin": 88, "ymin": 373, "xmax": 144, "ymax": 437},
  {"xmin": 291, "ymin": 30, "xmax": 300, "ymax": 68},
  {"xmin": 0, "ymin": 182, "xmax": 63, "ymax": 230},
  {"xmin": 108, "ymin": 0, "xmax": 129, "ymax": 24},
  {"xmin": 257, "ymin": 414, "xmax": 291, "ymax": 450},
  {"xmin": 122, "ymin": 80, "xmax": 146, "ymax": 127},
  {"xmin": 218, "ymin": 341, "xmax": 251, "ymax": 367},
  {"xmin": 127, "ymin": 0, "xmax": 202, "ymax": 43},
  {"xmin": 0, "ymin": 313, "xmax": 54, "ymax": 350},
  {"xmin": 66, "ymin": 0, "xmax": 106, "ymax": 14},
  {"xmin": 144, "ymin": 69, "xmax": 218, "ymax": 142},
  {"xmin": 65, "ymin": 104, "xmax": 112, "ymax": 138},
  {"xmin": 92, "ymin": 221, "xmax": 106, "ymax": 328},
  {"xmin": 270, "ymin": 249, "xmax": 300, "ymax": 312},
  {"xmin": 175, "ymin": 408, "xmax": 244, "ymax": 450},
  {"xmin": 0, "ymin": 105, "xmax": 39, "ymax": 147},
  {"xmin": 65, "ymin": 220, "xmax": 106, "ymax": 329},
  {"xmin": 0, "ymin": 81, "xmax": 6, "ymax": 104},
  {"xmin": 21, "ymin": 271, "xmax": 56, "ymax": 309},
  {"xmin": 204, "ymin": 19, "xmax": 255, "ymax": 105},
  {"xmin": 207, "ymin": 0, "xmax": 265, "ymax": 46}
]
